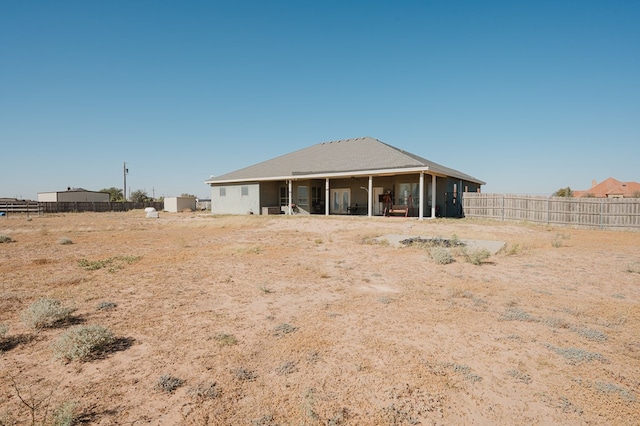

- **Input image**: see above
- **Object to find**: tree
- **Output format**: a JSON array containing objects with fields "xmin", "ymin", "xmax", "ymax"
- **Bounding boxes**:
[
  {"xmin": 553, "ymin": 187, "xmax": 573, "ymax": 197},
  {"xmin": 100, "ymin": 187, "xmax": 124, "ymax": 202},
  {"xmin": 180, "ymin": 193, "xmax": 196, "ymax": 198},
  {"xmin": 130, "ymin": 189, "xmax": 150, "ymax": 203}
]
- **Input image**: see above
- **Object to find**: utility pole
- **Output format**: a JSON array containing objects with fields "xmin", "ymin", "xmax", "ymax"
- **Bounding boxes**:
[{"xmin": 123, "ymin": 162, "xmax": 128, "ymax": 201}]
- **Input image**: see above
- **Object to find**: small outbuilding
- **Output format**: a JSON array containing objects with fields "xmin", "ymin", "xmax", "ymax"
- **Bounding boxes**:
[
  {"xmin": 37, "ymin": 188, "xmax": 109, "ymax": 202},
  {"xmin": 163, "ymin": 196, "xmax": 197, "ymax": 213}
]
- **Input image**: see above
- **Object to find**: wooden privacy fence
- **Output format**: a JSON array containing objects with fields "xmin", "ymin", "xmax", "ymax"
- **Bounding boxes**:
[
  {"xmin": 0, "ymin": 201, "xmax": 41, "ymax": 217},
  {"xmin": 1, "ymin": 201, "xmax": 164, "ymax": 215},
  {"xmin": 462, "ymin": 193, "xmax": 640, "ymax": 229}
]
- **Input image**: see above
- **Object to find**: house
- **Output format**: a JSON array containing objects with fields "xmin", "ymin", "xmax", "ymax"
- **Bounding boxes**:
[
  {"xmin": 204, "ymin": 137, "xmax": 485, "ymax": 218},
  {"xmin": 37, "ymin": 187, "xmax": 110, "ymax": 202},
  {"xmin": 573, "ymin": 178, "xmax": 640, "ymax": 198}
]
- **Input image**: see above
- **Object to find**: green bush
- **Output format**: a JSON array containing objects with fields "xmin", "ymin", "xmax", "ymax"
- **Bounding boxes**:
[
  {"xmin": 430, "ymin": 247, "xmax": 453, "ymax": 265},
  {"xmin": 462, "ymin": 248, "xmax": 491, "ymax": 265},
  {"xmin": 51, "ymin": 325, "xmax": 115, "ymax": 362},
  {"xmin": 0, "ymin": 323, "xmax": 7, "ymax": 340},
  {"xmin": 21, "ymin": 298, "xmax": 73, "ymax": 330},
  {"xmin": 57, "ymin": 237, "xmax": 73, "ymax": 245},
  {"xmin": 0, "ymin": 235, "xmax": 12, "ymax": 243}
]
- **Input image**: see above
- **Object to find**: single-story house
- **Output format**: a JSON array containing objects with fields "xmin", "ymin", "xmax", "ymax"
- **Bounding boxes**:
[
  {"xmin": 204, "ymin": 137, "xmax": 485, "ymax": 218},
  {"xmin": 573, "ymin": 178, "xmax": 640, "ymax": 198},
  {"xmin": 37, "ymin": 187, "xmax": 109, "ymax": 202}
]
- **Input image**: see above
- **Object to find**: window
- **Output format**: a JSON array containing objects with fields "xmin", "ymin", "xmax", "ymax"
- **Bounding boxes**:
[
  {"xmin": 280, "ymin": 187, "xmax": 288, "ymax": 206},
  {"xmin": 297, "ymin": 186, "xmax": 308, "ymax": 208},
  {"xmin": 311, "ymin": 186, "xmax": 323, "ymax": 205},
  {"xmin": 398, "ymin": 183, "xmax": 419, "ymax": 206},
  {"xmin": 241, "ymin": 186, "xmax": 249, "ymax": 196},
  {"xmin": 219, "ymin": 187, "xmax": 226, "ymax": 197}
]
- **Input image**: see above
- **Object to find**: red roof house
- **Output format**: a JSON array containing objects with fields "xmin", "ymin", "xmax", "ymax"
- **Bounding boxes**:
[{"xmin": 573, "ymin": 178, "xmax": 640, "ymax": 198}]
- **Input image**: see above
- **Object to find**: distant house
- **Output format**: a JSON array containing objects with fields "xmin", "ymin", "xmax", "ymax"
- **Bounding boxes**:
[
  {"xmin": 573, "ymin": 178, "xmax": 640, "ymax": 198},
  {"xmin": 37, "ymin": 187, "xmax": 110, "ymax": 202},
  {"xmin": 204, "ymin": 137, "xmax": 484, "ymax": 218}
]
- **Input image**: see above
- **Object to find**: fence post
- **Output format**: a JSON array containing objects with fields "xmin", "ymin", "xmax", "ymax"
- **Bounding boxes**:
[{"xmin": 600, "ymin": 198, "xmax": 604, "ymax": 230}]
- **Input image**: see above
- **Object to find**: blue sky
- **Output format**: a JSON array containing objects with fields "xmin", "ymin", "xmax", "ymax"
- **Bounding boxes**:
[{"xmin": 2, "ymin": 1, "xmax": 638, "ymax": 199}]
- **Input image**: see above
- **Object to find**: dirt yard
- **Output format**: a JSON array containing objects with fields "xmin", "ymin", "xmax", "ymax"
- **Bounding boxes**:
[{"xmin": 1, "ymin": 211, "xmax": 639, "ymax": 425}]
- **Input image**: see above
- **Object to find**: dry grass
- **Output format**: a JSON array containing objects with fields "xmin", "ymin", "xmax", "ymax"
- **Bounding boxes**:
[{"xmin": 0, "ymin": 211, "xmax": 639, "ymax": 424}]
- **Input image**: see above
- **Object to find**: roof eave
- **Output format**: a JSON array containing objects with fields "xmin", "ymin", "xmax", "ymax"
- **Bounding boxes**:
[
  {"xmin": 205, "ymin": 166, "xmax": 484, "ymax": 186},
  {"xmin": 205, "ymin": 167, "xmax": 432, "ymax": 185}
]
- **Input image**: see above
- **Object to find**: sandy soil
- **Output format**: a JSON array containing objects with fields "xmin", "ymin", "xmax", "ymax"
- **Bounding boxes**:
[{"xmin": 1, "ymin": 211, "xmax": 639, "ymax": 425}]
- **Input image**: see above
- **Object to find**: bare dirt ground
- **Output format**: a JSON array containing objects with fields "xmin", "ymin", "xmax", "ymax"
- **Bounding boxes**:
[{"xmin": 1, "ymin": 211, "xmax": 639, "ymax": 425}]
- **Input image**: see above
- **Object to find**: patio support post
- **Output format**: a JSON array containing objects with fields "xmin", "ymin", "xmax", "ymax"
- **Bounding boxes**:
[
  {"xmin": 368, "ymin": 176, "xmax": 373, "ymax": 217},
  {"xmin": 419, "ymin": 171, "xmax": 424, "ymax": 220},
  {"xmin": 325, "ymin": 178, "xmax": 330, "ymax": 215},
  {"xmin": 431, "ymin": 174, "xmax": 437, "ymax": 218},
  {"xmin": 288, "ymin": 180, "xmax": 293, "ymax": 215}
]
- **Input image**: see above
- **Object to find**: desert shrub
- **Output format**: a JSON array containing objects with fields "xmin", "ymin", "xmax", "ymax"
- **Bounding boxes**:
[
  {"xmin": 595, "ymin": 382, "xmax": 636, "ymax": 402},
  {"xmin": 233, "ymin": 367, "xmax": 257, "ymax": 382},
  {"xmin": 156, "ymin": 375, "xmax": 185, "ymax": 393},
  {"xmin": 0, "ymin": 235, "xmax": 12, "ymax": 243},
  {"xmin": 51, "ymin": 325, "xmax": 115, "ymax": 362},
  {"xmin": 51, "ymin": 400, "xmax": 78, "ymax": 426},
  {"xmin": 188, "ymin": 382, "xmax": 219, "ymax": 399},
  {"xmin": 21, "ymin": 298, "xmax": 73, "ymax": 330},
  {"xmin": 378, "ymin": 296, "xmax": 391, "ymax": 305},
  {"xmin": 503, "ymin": 242, "xmax": 528, "ymax": 256},
  {"xmin": 275, "ymin": 361, "xmax": 298, "ymax": 376},
  {"xmin": 552, "ymin": 233, "xmax": 569, "ymax": 248},
  {"xmin": 626, "ymin": 261, "xmax": 640, "ymax": 274},
  {"xmin": 545, "ymin": 344, "xmax": 606, "ymax": 364},
  {"xmin": 0, "ymin": 324, "xmax": 7, "ymax": 340},
  {"xmin": 507, "ymin": 369, "xmax": 532, "ymax": 384},
  {"xmin": 78, "ymin": 255, "xmax": 141, "ymax": 272},
  {"xmin": 57, "ymin": 237, "xmax": 73, "ymax": 245},
  {"xmin": 573, "ymin": 327, "xmax": 608, "ymax": 342},
  {"xmin": 462, "ymin": 248, "xmax": 491, "ymax": 265},
  {"xmin": 542, "ymin": 316, "xmax": 571, "ymax": 329},
  {"xmin": 96, "ymin": 301, "xmax": 117, "ymax": 311},
  {"xmin": 213, "ymin": 333, "xmax": 238, "ymax": 347},
  {"xmin": 501, "ymin": 307, "xmax": 537, "ymax": 322},
  {"xmin": 273, "ymin": 323, "xmax": 297, "ymax": 337},
  {"xmin": 430, "ymin": 247, "xmax": 453, "ymax": 264}
]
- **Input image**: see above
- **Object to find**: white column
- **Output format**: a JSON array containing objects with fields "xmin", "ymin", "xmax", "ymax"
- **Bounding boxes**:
[
  {"xmin": 368, "ymin": 176, "xmax": 373, "ymax": 217},
  {"xmin": 288, "ymin": 180, "xmax": 293, "ymax": 215},
  {"xmin": 431, "ymin": 174, "xmax": 437, "ymax": 218},
  {"xmin": 325, "ymin": 178, "xmax": 330, "ymax": 215},
  {"xmin": 419, "ymin": 171, "xmax": 424, "ymax": 220}
]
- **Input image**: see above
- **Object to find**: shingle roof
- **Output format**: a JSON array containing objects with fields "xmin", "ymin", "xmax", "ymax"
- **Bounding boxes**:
[{"xmin": 206, "ymin": 137, "xmax": 484, "ymax": 184}]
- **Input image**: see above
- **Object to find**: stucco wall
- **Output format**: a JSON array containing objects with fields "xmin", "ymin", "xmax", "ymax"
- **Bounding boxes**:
[{"xmin": 211, "ymin": 183, "xmax": 260, "ymax": 215}]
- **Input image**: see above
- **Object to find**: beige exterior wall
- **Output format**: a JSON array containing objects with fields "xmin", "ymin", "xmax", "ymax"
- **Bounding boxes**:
[
  {"xmin": 37, "ymin": 191, "xmax": 109, "ymax": 202},
  {"xmin": 163, "ymin": 197, "xmax": 197, "ymax": 212}
]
